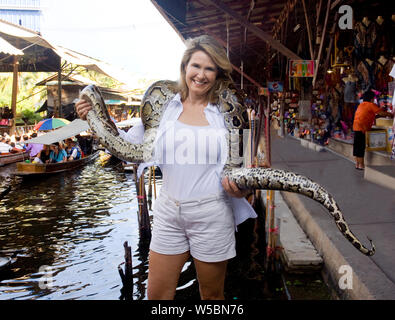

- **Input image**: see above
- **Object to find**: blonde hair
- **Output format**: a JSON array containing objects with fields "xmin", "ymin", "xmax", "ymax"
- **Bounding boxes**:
[{"xmin": 179, "ymin": 35, "xmax": 233, "ymax": 103}]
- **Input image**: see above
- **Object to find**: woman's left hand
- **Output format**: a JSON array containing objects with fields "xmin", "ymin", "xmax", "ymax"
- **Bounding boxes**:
[{"xmin": 221, "ymin": 177, "xmax": 251, "ymax": 198}]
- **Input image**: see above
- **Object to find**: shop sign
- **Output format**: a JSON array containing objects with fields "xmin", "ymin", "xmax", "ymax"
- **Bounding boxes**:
[
  {"xmin": 267, "ymin": 81, "xmax": 284, "ymax": 92},
  {"xmin": 289, "ymin": 60, "xmax": 315, "ymax": 77},
  {"xmin": 258, "ymin": 87, "xmax": 269, "ymax": 96}
]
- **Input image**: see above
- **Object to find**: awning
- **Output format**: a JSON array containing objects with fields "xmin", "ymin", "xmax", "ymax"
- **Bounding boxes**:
[
  {"xmin": 0, "ymin": 35, "xmax": 23, "ymax": 55},
  {"xmin": 24, "ymin": 119, "xmax": 90, "ymax": 145},
  {"xmin": 0, "ymin": 19, "xmax": 137, "ymax": 87}
]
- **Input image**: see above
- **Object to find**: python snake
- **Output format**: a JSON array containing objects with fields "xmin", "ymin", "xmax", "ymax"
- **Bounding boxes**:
[{"xmin": 80, "ymin": 81, "xmax": 375, "ymax": 256}]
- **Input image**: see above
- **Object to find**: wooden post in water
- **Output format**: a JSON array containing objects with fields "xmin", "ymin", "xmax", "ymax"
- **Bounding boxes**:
[
  {"xmin": 147, "ymin": 166, "xmax": 153, "ymax": 211},
  {"xmin": 118, "ymin": 241, "xmax": 133, "ymax": 300},
  {"xmin": 10, "ymin": 55, "xmax": 19, "ymax": 136},
  {"xmin": 133, "ymin": 164, "xmax": 151, "ymax": 241}
]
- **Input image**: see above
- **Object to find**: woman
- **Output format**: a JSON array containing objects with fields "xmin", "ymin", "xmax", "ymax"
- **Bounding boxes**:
[
  {"xmin": 49, "ymin": 142, "xmax": 67, "ymax": 163},
  {"xmin": 76, "ymin": 35, "xmax": 256, "ymax": 300},
  {"xmin": 33, "ymin": 144, "xmax": 51, "ymax": 164}
]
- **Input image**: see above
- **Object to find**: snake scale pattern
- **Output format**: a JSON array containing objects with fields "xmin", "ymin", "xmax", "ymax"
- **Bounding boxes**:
[{"xmin": 80, "ymin": 80, "xmax": 375, "ymax": 256}]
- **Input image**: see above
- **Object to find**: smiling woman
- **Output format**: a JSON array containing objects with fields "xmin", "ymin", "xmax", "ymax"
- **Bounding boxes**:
[
  {"xmin": 75, "ymin": 34, "xmax": 256, "ymax": 300},
  {"xmin": 185, "ymin": 51, "xmax": 218, "ymax": 101},
  {"xmin": 179, "ymin": 36, "xmax": 233, "ymax": 104}
]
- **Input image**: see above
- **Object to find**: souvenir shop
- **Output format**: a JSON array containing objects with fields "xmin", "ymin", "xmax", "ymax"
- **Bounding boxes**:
[{"xmin": 276, "ymin": 10, "xmax": 395, "ymax": 154}]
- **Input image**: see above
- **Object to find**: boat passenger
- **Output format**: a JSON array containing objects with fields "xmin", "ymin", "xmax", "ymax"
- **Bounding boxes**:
[
  {"xmin": 33, "ymin": 144, "xmax": 51, "ymax": 164},
  {"xmin": 15, "ymin": 136, "xmax": 25, "ymax": 150},
  {"xmin": 49, "ymin": 142, "xmax": 67, "ymax": 163},
  {"xmin": 9, "ymin": 142, "xmax": 23, "ymax": 152},
  {"xmin": 65, "ymin": 138, "xmax": 82, "ymax": 161},
  {"xmin": 25, "ymin": 133, "xmax": 43, "ymax": 160},
  {"xmin": 0, "ymin": 140, "xmax": 13, "ymax": 154},
  {"xmin": 0, "ymin": 137, "xmax": 20, "ymax": 154},
  {"xmin": 76, "ymin": 35, "xmax": 256, "ymax": 300},
  {"xmin": 76, "ymin": 134, "xmax": 92, "ymax": 156}
]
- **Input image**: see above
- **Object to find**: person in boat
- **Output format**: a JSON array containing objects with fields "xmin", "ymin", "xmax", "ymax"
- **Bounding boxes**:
[
  {"xmin": 14, "ymin": 136, "xmax": 25, "ymax": 150},
  {"xmin": 32, "ymin": 144, "xmax": 51, "ymax": 164},
  {"xmin": 9, "ymin": 142, "xmax": 24, "ymax": 152},
  {"xmin": 22, "ymin": 135, "xmax": 29, "ymax": 149},
  {"xmin": 76, "ymin": 35, "xmax": 257, "ymax": 300},
  {"xmin": 48, "ymin": 142, "xmax": 67, "ymax": 163},
  {"xmin": 25, "ymin": 132, "xmax": 43, "ymax": 161},
  {"xmin": 65, "ymin": 138, "xmax": 82, "ymax": 161},
  {"xmin": 0, "ymin": 136, "xmax": 20, "ymax": 154}
]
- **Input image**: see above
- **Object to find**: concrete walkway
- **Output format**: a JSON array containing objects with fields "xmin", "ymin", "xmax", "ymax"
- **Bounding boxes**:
[{"xmin": 270, "ymin": 133, "xmax": 395, "ymax": 300}]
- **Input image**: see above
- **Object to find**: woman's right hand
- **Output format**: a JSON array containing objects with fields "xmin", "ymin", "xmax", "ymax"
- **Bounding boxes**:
[{"xmin": 75, "ymin": 99, "xmax": 92, "ymax": 121}]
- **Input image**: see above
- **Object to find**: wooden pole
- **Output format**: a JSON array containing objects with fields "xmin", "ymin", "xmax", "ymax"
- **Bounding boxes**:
[
  {"xmin": 137, "ymin": 169, "xmax": 152, "ymax": 240},
  {"xmin": 316, "ymin": 0, "xmax": 323, "ymax": 26},
  {"xmin": 265, "ymin": 93, "xmax": 271, "ymax": 167},
  {"xmin": 118, "ymin": 241, "xmax": 133, "ymax": 300},
  {"xmin": 312, "ymin": 0, "xmax": 331, "ymax": 87},
  {"xmin": 148, "ymin": 166, "xmax": 152, "ymax": 211},
  {"xmin": 152, "ymin": 166, "xmax": 157, "ymax": 199},
  {"xmin": 301, "ymin": 0, "xmax": 314, "ymax": 60},
  {"xmin": 123, "ymin": 241, "xmax": 133, "ymax": 284},
  {"xmin": 57, "ymin": 67, "xmax": 62, "ymax": 118},
  {"xmin": 205, "ymin": 0, "xmax": 302, "ymax": 60},
  {"xmin": 226, "ymin": 15, "xmax": 230, "ymax": 58},
  {"xmin": 322, "ymin": 12, "xmax": 339, "ymax": 74},
  {"xmin": 10, "ymin": 55, "xmax": 18, "ymax": 136}
]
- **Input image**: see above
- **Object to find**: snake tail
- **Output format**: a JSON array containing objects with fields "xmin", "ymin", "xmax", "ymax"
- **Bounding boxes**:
[{"xmin": 223, "ymin": 166, "xmax": 375, "ymax": 256}]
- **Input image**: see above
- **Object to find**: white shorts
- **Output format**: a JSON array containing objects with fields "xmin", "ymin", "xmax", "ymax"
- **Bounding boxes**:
[{"xmin": 150, "ymin": 191, "xmax": 236, "ymax": 262}]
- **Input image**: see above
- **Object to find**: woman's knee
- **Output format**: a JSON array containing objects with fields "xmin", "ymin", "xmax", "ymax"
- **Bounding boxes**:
[
  {"xmin": 147, "ymin": 250, "xmax": 190, "ymax": 300},
  {"xmin": 194, "ymin": 258, "xmax": 227, "ymax": 300}
]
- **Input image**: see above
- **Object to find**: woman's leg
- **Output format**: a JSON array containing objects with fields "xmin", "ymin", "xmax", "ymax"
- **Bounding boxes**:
[
  {"xmin": 147, "ymin": 250, "xmax": 190, "ymax": 300},
  {"xmin": 193, "ymin": 258, "xmax": 228, "ymax": 300}
]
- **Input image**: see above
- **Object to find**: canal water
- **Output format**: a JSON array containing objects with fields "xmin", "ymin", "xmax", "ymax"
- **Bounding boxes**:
[{"xmin": 0, "ymin": 159, "xmax": 333, "ymax": 300}]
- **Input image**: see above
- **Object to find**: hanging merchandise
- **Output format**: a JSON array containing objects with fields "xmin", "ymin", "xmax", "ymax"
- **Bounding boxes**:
[
  {"xmin": 270, "ymin": 93, "xmax": 281, "ymax": 130},
  {"xmin": 353, "ymin": 16, "xmax": 377, "ymax": 60},
  {"xmin": 283, "ymin": 91, "xmax": 299, "ymax": 136},
  {"xmin": 310, "ymin": 90, "xmax": 330, "ymax": 145}
]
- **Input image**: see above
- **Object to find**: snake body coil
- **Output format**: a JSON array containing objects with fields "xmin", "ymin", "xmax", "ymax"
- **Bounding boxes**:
[{"xmin": 80, "ymin": 81, "xmax": 375, "ymax": 256}]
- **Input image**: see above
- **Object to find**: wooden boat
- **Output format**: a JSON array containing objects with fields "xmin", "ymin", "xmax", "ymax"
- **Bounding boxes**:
[
  {"xmin": 0, "ymin": 256, "xmax": 16, "ymax": 271},
  {"xmin": 0, "ymin": 151, "xmax": 29, "ymax": 167},
  {"xmin": 14, "ymin": 151, "xmax": 99, "ymax": 177}
]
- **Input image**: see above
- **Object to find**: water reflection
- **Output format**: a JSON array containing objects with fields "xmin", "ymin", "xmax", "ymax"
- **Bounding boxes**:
[
  {"xmin": 0, "ymin": 160, "xmax": 332, "ymax": 300},
  {"xmin": 0, "ymin": 160, "xmax": 157, "ymax": 300}
]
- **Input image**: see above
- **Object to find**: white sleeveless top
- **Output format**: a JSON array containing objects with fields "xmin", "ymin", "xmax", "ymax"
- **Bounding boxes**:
[
  {"xmin": 117, "ymin": 93, "xmax": 257, "ymax": 227},
  {"xmin": 159, "ymin": 120, "xmax": 223, "ymax": 201}
]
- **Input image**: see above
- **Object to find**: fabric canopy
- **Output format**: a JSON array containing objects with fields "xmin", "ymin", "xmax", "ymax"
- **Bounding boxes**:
[
  {"xmin": 24, "ymin": 119, "xmax": 90, "ymax": 145},
  {"xmin": 25, "ymin": 118, "xmax": 142, "ymax": 144}
]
